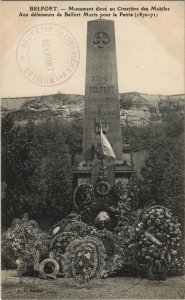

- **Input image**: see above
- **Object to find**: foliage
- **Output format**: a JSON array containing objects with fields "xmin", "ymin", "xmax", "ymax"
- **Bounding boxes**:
[
  {"xmin": 140, "ymin": 144, "xmax": 170, "ymax": 206},
  {"xmin": 127, "ymin": 173, "xmax": 141, "ymax": 211},
  {"xmin": 2, "ymin": 214, "xmax": 51, "ymax": 272},
  {"xmin": 122, "ymin": 122, "xmax": 166, "ymax": 151},
  {"xmin": 110, "ymin": 182, "xmax": 128, "ymax": 203},
  {"xmin": 163, "ymin": 111, "xmax": 185, "ymax": 137},
  {"xmin": 61, "ymin": 121, "xmax": 83, "ymax": 153},
  {"xmin": 121, "ymin": 110, "xmax": 185, "ymax": 252},
  {"xmin": 138, "ymin": 111, "xmax": 185, "ymax": 225},
  {"xmin": 74, "ymin": 184, "xmax": 98, "ymax": 225},
  {"xmin": 159, "ymin": 141, "xmax": 185, "ymax": 224},
  {"xmin": 2, "ymin": 118, "xmax": 73, "ymax": 228}
]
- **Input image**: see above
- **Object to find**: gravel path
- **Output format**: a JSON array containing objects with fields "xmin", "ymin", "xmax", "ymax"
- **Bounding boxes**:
[{"xmin": 1, "ymin": 270, "xmax": 185, "ymax": 299}]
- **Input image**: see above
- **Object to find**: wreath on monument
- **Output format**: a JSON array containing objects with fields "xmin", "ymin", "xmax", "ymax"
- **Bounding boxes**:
[
  {"xmin": 73, "ymin": 184, "xmax": 98, "ymax": 224},
  {"xmin": 74, "ymin": 184, "xmax": 95, "ymax": 211},
  {"xmin": 96, "ymin": 181, "xmax": 111, "ymax": 196}
]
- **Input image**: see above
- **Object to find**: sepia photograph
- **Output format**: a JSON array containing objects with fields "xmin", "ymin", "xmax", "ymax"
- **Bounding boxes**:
[{"xmin": 1, "ymin": 1, "xmax": 185, "ymax": 299}]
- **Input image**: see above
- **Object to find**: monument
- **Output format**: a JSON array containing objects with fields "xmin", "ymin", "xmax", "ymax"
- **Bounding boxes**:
[{"xmin": 73, "ymin": 19, "xmax": 133, "ymax": 189}]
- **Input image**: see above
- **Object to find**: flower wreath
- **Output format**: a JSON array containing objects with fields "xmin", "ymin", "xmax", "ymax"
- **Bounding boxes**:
[
  {"xmin": 96, "ymin": 181, "xmax": 111, "ymax": 196},
  {"xmin": 64, "ymin": 221, "xmax": 90, "ymax": 237},
  {"xmin": 38, "ymin": 258, "xmax": 59, "ymax": 279},
  {"xmin": 63, "ymin": 236, "xmax": 106, "ymax": 286}
]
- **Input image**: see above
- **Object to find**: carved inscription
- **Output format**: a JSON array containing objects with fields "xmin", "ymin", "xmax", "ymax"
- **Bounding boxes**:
[
  {"xmin": 91, "ymin": 75, "xmax": 112, "ymax": 83},
  {"xmin": 89, "ymin": 86, "xmax": 114, "ymax": 94}
]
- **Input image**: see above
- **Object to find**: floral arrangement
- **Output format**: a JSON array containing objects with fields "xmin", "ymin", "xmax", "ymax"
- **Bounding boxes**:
[
  {"xmin": 73, "ymin": 184, "xmax": 98, "ymax": 224},
  {"xmin": 2, "ymin": 213, "xmax": 51, "ymax": 274},
  {"xmin": 49, "ymin": 221, "xmax": 96, "ymax": 274},
  {"xmin": 64, "ymin": 221, "xmax": 91, "ymax": 237},
  {"xmin": 111, "ymin": 181, "xmax": 128, "ymax": 201},
  {"xmin": 49, "ymin": 231, "xmax": 79, "ymax": 273},
  {"xmin": 74, "ymin": 184, "xmax": 95, "ymax": 212},
  {"xmin": 63, "ymin": 237, "xmax": 106, "ymax": 286},
  {"xmin": 2, "ymin": 190, "xmax": 184, "ymax": 283},
  {"xmin": 131, "ymin": 206, "xmax": 184, "ymax": 279},
  {"xmin": 109, "ymin": 181, "xmax": 137, "ymax": 227},
  {"xmin": 88, "ymin": 227, "xmax": 129, "ymax": 276}
]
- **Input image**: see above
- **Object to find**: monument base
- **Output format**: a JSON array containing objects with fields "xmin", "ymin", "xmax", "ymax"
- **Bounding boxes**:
[{"xmin": 72, "ymin": 144, "xmax": 133, "ymax": 188}]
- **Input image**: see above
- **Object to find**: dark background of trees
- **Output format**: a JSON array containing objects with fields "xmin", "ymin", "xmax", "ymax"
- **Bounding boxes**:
[
  {"xmin": 1, "ymin": 117, "xmax": 82, "ymax": 230},
  {"xmin": 1, "ymin": 109, "xmax": 184, "ymax": 232}
]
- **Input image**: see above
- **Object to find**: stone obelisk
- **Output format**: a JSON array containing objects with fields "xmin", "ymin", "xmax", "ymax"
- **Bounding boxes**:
[{"xmin": 83, "ymin": 19, "xmax": 122, "ymax": 185}]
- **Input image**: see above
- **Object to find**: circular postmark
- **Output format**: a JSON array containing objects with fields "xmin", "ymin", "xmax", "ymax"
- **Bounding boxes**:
[{"xmin": 16, "ymin": 23, "xmax": 80, "ymax": 87}]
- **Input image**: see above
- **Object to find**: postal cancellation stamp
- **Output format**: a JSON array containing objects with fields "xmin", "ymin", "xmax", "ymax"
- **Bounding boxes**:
[{"xmin": 16, "ymin": 23, "xmax": 80, "ymax": 87}]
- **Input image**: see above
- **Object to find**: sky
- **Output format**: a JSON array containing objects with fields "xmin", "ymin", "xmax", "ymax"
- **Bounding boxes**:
[{"xmin": 1, "ymin": 1, "xmax": 184, "ymax": 98}]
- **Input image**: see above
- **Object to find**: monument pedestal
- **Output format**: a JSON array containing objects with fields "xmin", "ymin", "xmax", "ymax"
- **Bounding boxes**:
[{"xmin": 73, "ymin": 144, "xmax": 133, "ymax": 187}]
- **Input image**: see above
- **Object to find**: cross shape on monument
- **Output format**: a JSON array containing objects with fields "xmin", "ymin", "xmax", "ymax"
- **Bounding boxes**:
[{"xmin": 93, "ymin": 32, "xmax": 110, "ymax": 48}]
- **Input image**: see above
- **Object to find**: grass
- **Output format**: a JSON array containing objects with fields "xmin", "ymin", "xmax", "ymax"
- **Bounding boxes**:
[{"xmin": 1, "ymin": 270, "xmax": 185, "ymax": 299}]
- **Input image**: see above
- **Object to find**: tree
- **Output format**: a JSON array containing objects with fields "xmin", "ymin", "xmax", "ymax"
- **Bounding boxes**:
[
  {"xmin": 159, "ymin": 139, "xmax": 185, "ymax": 223},
  {"xmin": 2, "ymin": 121, "xmax": 42, "ymax": 226},
  {"xmin": 2, "ymin": 117, "xmax": 73, "ymax": 229},
  {"xmin": 138, "ymin": 111, "xmax": 184, "ymax": 225}
]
